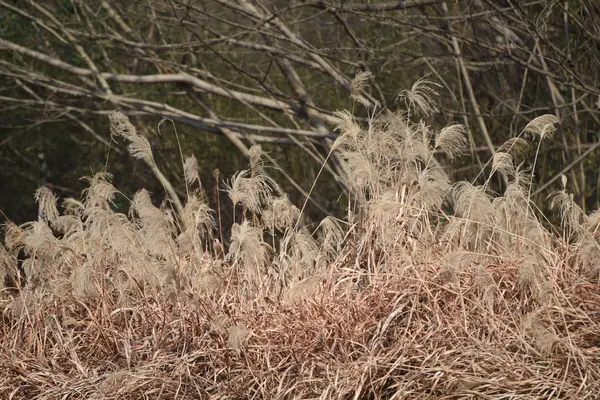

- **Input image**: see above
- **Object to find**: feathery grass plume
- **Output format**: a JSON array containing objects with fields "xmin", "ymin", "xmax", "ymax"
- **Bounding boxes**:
[
  {"xmin": 183, "ymin": 154, "xmax": 200, "ymax": 186},
  {"xmin": 442, "ymin": 250, "xmax": 479, "ymax": 270},
  {"xmin": 350, "ymin": 70, "xmax": 373, "ymax": 105},
  {"xmin": 493, "ymin": 175, "xmax": 550, "ymax": 255},
  {"xmin": 365, "ymin": 189, "xmax": 429, "ymax": 255},
  {"xmin": 210, "ymin": 313, "xmax": 230, "ymax": 334},
  {"xmin": 434, "ymin": 124, "xmax": 468, "ymax": 159},
  {"xmin": 62, "ymin": 198, "xmax": 84, "ymax": 216},
  {"xmin": 81, "ymin": 172, "xmax": 118, "ymax": 209},
  {"xmin": 0, "ymin": 243, "xmax": 16, "ymax": 296},
  {"xmin": 413, "ymin": 165, "xmax": 450, "ymax": 211},
  {"xmin": 512, "ymin": 164, "xmax": 532, "ymax": 189},
  {"xmin": 396, "ymin": 76, "xmax": 441, "ymax": 117},
  {"xmin": 131, "ymin": 189, "xmax": 175, "ymax": 258},
  {"xmin": 318, "ymin": 216, "xmax": 345, "ymax": 259},
  {"xmin": 438, "ymin": 262, "xmax": 458, "ymax": 285},
  {"xmin": 248, "ymin": 144, "xmax": 265, "ymax": 174},
  {"xmin": 3, "ymin": 221, "xmax": 26, "ymax": 253},
  {"xmin": 396, "ymin": 123, "xmax": 433, "ymax": 165},
  {"xmin": 108, "ymin": 110, "xmax": 136, "ymax": 138},
  {"xmin": 103, "ymin": 213, "xmax": 140, "ymax": 257},
  {"xmin": 341, "ymin": 151, "xmax": 380, "ymax": 194},
  {"xmin": 131, "ymin": 189, "xmax": 165, "ymax": 229},
  {"xmin": 109, "ymin": 110, "xmax": 154, "ymax": 162},
  {"xmin": 521, "ymin": 315, "xmax": 559, "ymax": 357},
  {"xmin": 279, "ymin": 228, "xmax": 320, "ymax": 280},
  {"xmin": 82, "ymin": 205, "xmax": 117, "ymax": 241},
  {"xmin": 494, "ymin": 179, "xmax": 529, "ymax": 225},
  {"xmin": 332, "ymin": 110, "xmax": 363, "ymax": 151},
  {"xmin": 229, "ymin": 221, "xmax": 271, "ymax": 285},
  {"xmin": 5, "ymin": 289, "xmax": 37, "ymax": 321},
  {"xmin": 452, "ymin": 182, "xmax": 494, "ymax": 222},
  {"xmin": 51, "ymin": 215, "xmax": 80, "ymax": 235},
  {"xmin": 522, "ymin": 219, "xmax": 551, "ymax": 252},
  {"xmin": 126, "ymin": 134, "xmax": 153, "ymax": 163},
  {"xmin": 578, "ymin": 238, "xmax": 600, "ymax": 280},
  {"xmin": 518, "ymin": 258, "xmax": 552, "ymax": 304},
  {"xmin": 262, "ymin": 196, "xmax": 300, "ymax": 231},
  {"xmin": 584, "ymin": 209, "xmax": 600, "ymax": 236},
  {"xmin": 549, "ymin": 190, "xmax": 584, "ymax": 233},
  {"xmin": 34, "ymin": 186, "xmax": 59, "ymax": 223},
  {"xmin": 22, "ymin": 221, "xmax": 60, "ymax": 261},
  {"xmin": 178, "ymin": 192, "xmax": 215, "ymax": 251},
  {"xmin": 283, "ymin": 275, "xmax": 323, "ymax": 304},
  {"xmin": 449, "ymin": 182, "xmax": 495, "ymax": 250},
  {"xmin": 181, "ymin": 191, "xmax": 214, "ymax": 234},
  {"xmin": 497, "ymin": 137, "xmax": 531, "ymax": 163},
  {"xmin": 225, "ymin": 169, "xmax": 275, "ymax": 214},
  {"xmin": 70, "ymin": 260, "xmax": 100, "ymax": 301},
  {"xmin": 523, "ymin": 114, "xmax": 559, "ymax": 139},
  {"xmin": 491, "ymin": 152, "xmax": 515, "ymax": 178}
]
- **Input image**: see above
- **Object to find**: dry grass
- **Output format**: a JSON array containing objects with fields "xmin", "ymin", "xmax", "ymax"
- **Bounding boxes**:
[{"xmin": 1, "ymin": 100, "xmax": 599, "ymax": 399}]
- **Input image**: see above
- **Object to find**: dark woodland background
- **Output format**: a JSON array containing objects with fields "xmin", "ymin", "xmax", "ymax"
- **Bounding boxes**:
[{"xmin": 1, "ymin": 0, "xmax": 600, "ymax": 226}]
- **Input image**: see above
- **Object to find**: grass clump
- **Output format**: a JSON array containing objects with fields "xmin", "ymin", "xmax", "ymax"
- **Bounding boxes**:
[{"xmin": 1, "ymin": 93, "xmax": 599, "ymax": 399}]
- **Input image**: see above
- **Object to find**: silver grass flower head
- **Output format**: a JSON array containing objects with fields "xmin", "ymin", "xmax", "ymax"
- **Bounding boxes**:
[
  {"xmin": 183, "ymin": 155, "xmax": 200, "ymax": 186},
  {"xmin": 229, "ymin": 221, "xmax": 270, "ymax": 282},
  {"xmin": 108, "ymin": 110, "xmax": 153, "ymax": 162},
  {"xmin": 452, "ymin": 181, "xmax": 494, "ymax": 221},
  {"xmin": 23, "ymin": 221, "xmax": 60, "ymax": 259},
  {"xmin": 225, "ymin": 169, "xmax": 275, "ymax": 214},
  {"xmin": 415, "ymin": 166, "xmax": 450, "ymax": 211},
  {"xmin": 281, "ymin": 228, "xmax": 319, "ymax": 268},
  {"xmin": 318, "ymin": 216, "xmax": 345, "ymax": 257},
  {"xmin": 82, "ymin": 172, "xmax": 117, "ymax": 209},
  {"xmin": 3, "ymin": 221, "xmax": 26, "ymax": 252},
  {"xmin": 350, "ymin": 70, "xmax": 373, "ymax": 104},
  {"xmin": 521, "ymin": 315, "xmax": 558, "ymax": 356},
  {"xmin": 51, "ymin": 215, "xmax": 80, "ymax": 235},
  {"xmin": 126, "ymin": 135, "xmax": 153, "ymax": 163},
  {"xmin": 34, "ymin": 186, "xmax": 59, "ymax": 223},
  {"xmin": 181, "ymin": 192, "xmax": 214, "ymax": 236},
  {"xmin": 549, "ymin": 190, "xmax": 584, "ymax": 231},
  {"xmin": 332, "ymin": 110, "xmax": 362, "ymax": 151},
  {"xmin": 341, "ymin": 151, "xmax": 379, "ymax": 192},
  {"xmin": 108, "ymin": 110, "xmax": 136, "ymax": 140},
  {"xmin": 262, "ymin": 196, "xmax": 299, "ymax": 230},
  {"xmin": 586, "ymin": 209, "xmax": 600, "ymax": 234},
  {"xmin": 492, "ymin": 152, "xmax": 515, "ymax": 177},
  {"xmin": 435, "ymin": 124, "xmax": 468, "ymax": 159},
  {"xmin": 396, "ymin": 76, "xmax": 441, "ymax": 117},
  {"xmin": 248, "ymin": 144, "xmax": 264, "ymax": 173},
  {"xmin": 523, "ymin": 114, "xmax": 559, "ymax": 140},
  {"xmin": 131, "ymin": 189, "xmax": 170, "ymax": 242},
  {"xmin": 497, "ymin": 137, "xmax": 531, "ymax": 163}
]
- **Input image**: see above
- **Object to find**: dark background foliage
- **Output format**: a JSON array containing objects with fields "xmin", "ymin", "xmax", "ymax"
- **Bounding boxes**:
[{"xmin": 1, "ymin": 0, "xmax": 599, "ymax": 226}]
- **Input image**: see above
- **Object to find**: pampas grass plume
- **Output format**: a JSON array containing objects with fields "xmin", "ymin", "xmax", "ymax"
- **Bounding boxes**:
[
  {"xmin": 523, "ymin": 114, "xmax": 559, "ymax": 139},
  {"xmin": 435, "ymin": 124, "xmax": 467, "ymax": 159}
]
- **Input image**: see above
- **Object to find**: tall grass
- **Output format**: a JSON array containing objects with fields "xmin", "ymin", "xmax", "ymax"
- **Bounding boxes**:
[{"xmin": 1, "ymin": 83, "xmax": 599, "ymax": 399}]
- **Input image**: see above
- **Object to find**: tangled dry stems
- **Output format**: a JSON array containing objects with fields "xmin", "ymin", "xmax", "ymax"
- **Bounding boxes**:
[{"xmin": 1, "ymin": 104, "xmax": 599, "ymax": 399}]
